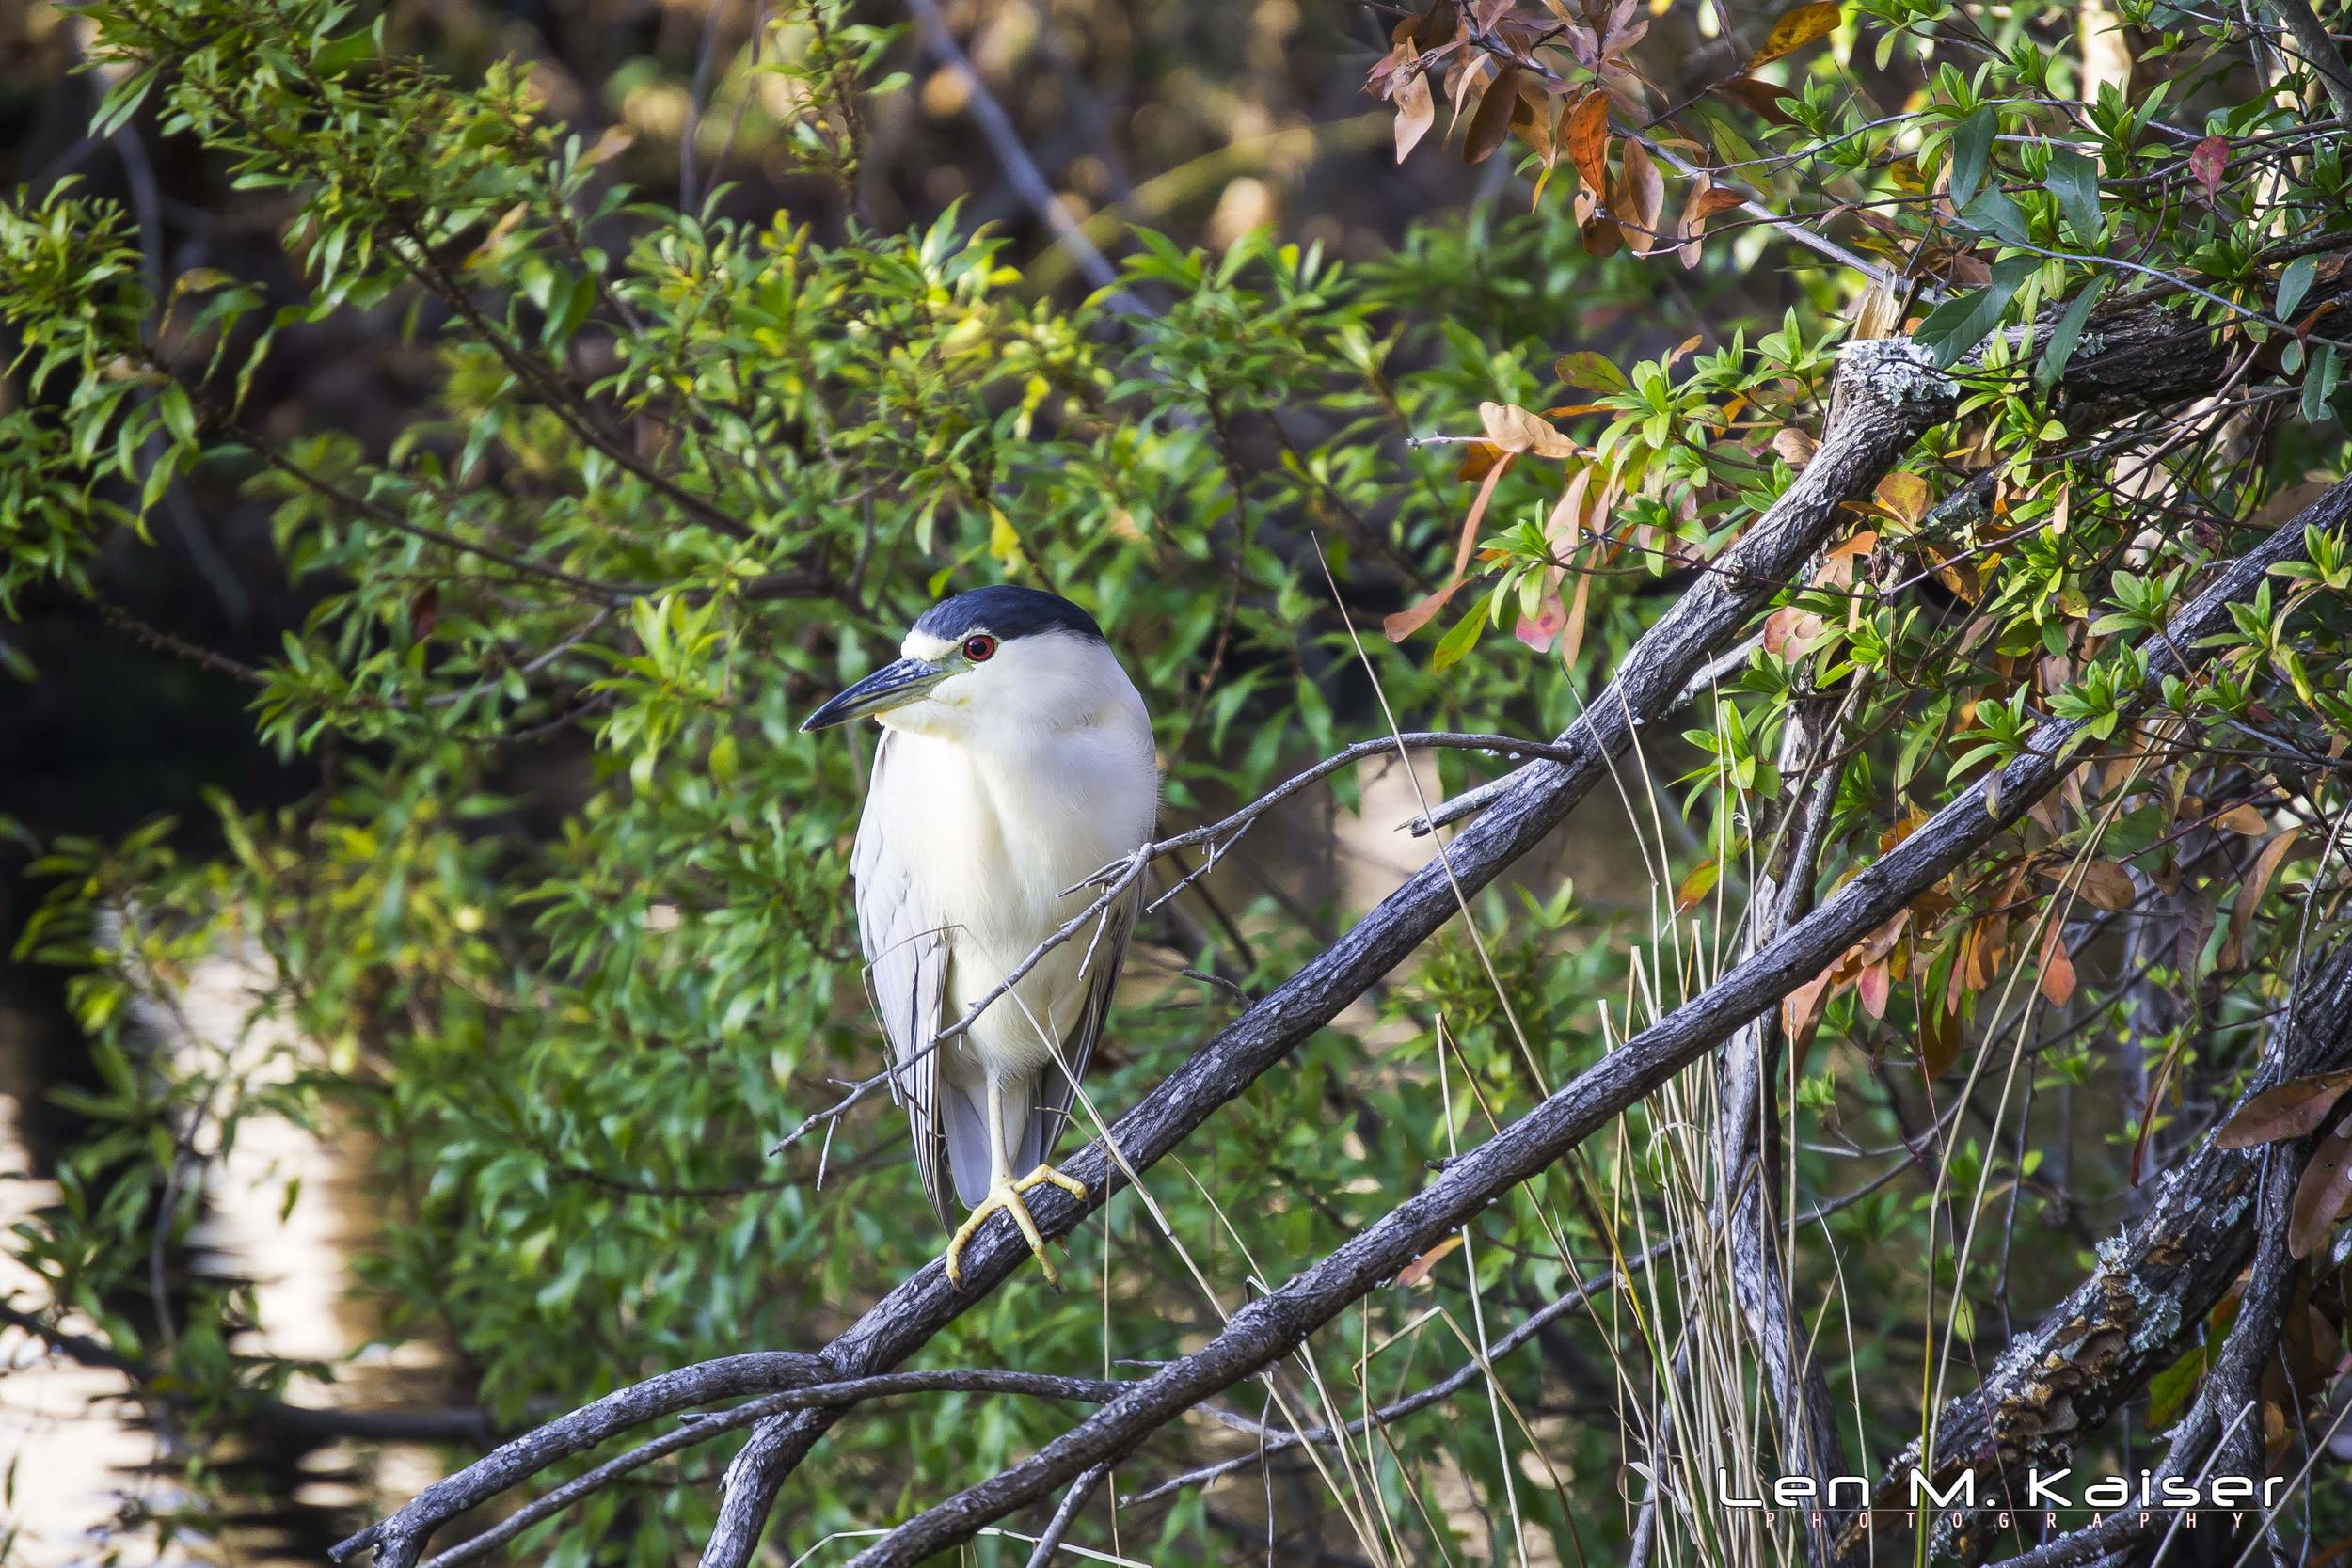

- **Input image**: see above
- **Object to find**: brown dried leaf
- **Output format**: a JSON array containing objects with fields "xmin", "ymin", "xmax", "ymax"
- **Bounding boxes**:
[
  {"xmin": 1394, "ymin": 64, "xmax": 1437, "ymax": 162},
  {"xmin": 1745, "ymin": 1, "xmax": 1841, "ymax": 68},
  {"xmin": 1565, "ymin": 90, "xmax": 1611, "ymax": 194},
  {"xmin": 2217, "ymin": 1069, "xmax": 2352, "ymax": 1150},
  {"xmin": 1918, "ymin": 993, "xmax": 1963, "ymax": 1078},
  {"xmin": 1464, "ymin": 64, "xmax": 1520, "ymax": 165},
  {"xmin": 2221, "ymin": 828, "xmax": 2301, "ymax": 971},
  {"xmin": 2047, "ymin": 858, "xmax": 2137, "ymax": 912},
  {"xmin": 1613, "ymin": 137, "xmax": 1665, "ymax": 254},
  {"xmin": 1772, "ymin": 427, "xmax": 1820, "ymax": 469},
  {"xmin": 2290, "ymin": 1117, "xmax": 2352, "ymax": 1259},
  {"xmin": 1675, "ymin": 176, "xmax": 1746, "ymax": 267},
  {"xmin": 2216, "ymin": 801, "xmax": 2270, "ymax": 835},
  {"xmin": 1712, "ymin": 74, "xmax": 1801, "ymax": 124},
  {"xmin": 1580, "ymin": 212, "xmax": 1624, "ymax": 257},
  {"xmin": 1394, "ymin": 1232, "xmax": 1465, "ymax": 1287},
  {"xmin": 1481, "ymin": 400, "xmax": 1579, "ymax": 459}
]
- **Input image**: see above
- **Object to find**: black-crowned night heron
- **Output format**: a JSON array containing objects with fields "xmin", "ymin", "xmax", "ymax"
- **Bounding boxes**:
[{"xmin": 801, "ymin": 586, "xmax": 1156, "ymax": 1285}]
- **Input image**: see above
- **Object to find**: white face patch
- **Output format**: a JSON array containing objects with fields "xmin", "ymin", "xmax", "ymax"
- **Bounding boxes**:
[{"xmin": 901, "ymin": 629, "xmax": 963, "ymax": 662}]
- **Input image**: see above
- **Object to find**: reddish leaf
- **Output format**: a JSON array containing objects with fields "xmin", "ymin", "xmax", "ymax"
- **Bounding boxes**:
[
  {"xmin": 1565, "ymin": 90, "xmax": 1611, "ymax": 194},
  {"xmin": 1858, "ymin": 960, "xmax": 1891, "ymax": 1020},
  {"xmin": 1559, "ymin": 568, "xmax": 1595, "ymax": 671},
  {"xmin": 2189, "ymin": 135, "xmax": 2228, "ymax": 202},
  {"xmin": 2290, "ymin": 1116, "xmax": 2352, "ymax": 1259},
  {"xmin": 1782, "ymin": 966, "xmax": 1835, "ymax": 1047},
  {"xmin": 1516, "ymin": 591, "xmax": 1566, "ymax": 650},
  {"xmin": 1744, "ymin": 0, "xmax": 1841, "ymax": 69},
  {"xmin": 2217, "ymin": 1069, "xmax": 2352, "ymax": 1150}
]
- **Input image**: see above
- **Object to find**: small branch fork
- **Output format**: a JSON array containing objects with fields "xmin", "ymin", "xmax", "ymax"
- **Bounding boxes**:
[{"xmin": 334, "ymin": 292, "xmax": 2352, "ymax": 1568}]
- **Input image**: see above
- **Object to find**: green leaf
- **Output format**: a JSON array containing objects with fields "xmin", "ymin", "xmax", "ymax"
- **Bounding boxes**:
[
  {"xmin": 2042, "ymin": 149, "xmax": 2103, "ymax": 245},
  {"xmin": 1949, "ymin": 106, "xmax": 1996, "ymax": 209},
  {"xmin": 1958, "ymin": 187, "xmax": 2029, "ymax": 246},
  {"xmin": 2036, "ymin": 272, "xmax": 2111, "ymax": 393},
  {"xmin": 2277, "ymin": 254, "xmax": 2317, "ymax": 324},
  {"xmin": 2306, "ymin": 344, "xmax": 2343, "ymax": 424},
  {"xmin": 1431, "ymin": 604, "xmax": 1486, "ymax": 673},
  {"xmin": 1915, "ymin": 259, "xmax": 2036, "ymax": 368}
]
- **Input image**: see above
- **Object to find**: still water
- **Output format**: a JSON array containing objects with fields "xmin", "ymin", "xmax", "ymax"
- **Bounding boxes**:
[{"xmin": 0, "ymin": 948, "xmax": 446, "ymax": 1564}]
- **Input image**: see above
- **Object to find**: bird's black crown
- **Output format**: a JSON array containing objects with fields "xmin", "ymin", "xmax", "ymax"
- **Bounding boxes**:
[{"xmin": 914, "ymin": 585, "xmax": 1106, "ymax": 645}]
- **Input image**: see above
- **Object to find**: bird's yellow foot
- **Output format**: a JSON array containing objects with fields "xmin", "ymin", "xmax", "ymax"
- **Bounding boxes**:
[{"xmin": 944, "ymin": 1164, "xmax": 1089, "ymax": 1288}]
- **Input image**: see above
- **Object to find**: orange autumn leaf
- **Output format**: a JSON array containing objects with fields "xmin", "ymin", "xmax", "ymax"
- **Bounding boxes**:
[
  {"xmin": 1565, "ymin": 90, "xmax": 1611, "ymax": 194},
  {"xmin": 2038, "ymin": 920, "xmax": 2077, "ymax": 1006},
  {"xmin": 1394, "ymin": 1233, "xmax": 1465, "ymax": 1286}
]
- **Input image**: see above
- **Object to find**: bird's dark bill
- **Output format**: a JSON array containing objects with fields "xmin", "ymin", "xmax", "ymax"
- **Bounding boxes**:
[{"xmin": 799, "ymin": 657, "xmax": 947, "ymax": 731}]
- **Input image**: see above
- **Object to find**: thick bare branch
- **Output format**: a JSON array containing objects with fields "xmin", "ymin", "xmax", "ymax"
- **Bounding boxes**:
[
  {"xmin": 831, "ymin": 480, "xmax": 2352, "ymax": 1567},
  {"xmin": 684, "ymin": 334, "xmax": 1963, "ymax": 1568}
]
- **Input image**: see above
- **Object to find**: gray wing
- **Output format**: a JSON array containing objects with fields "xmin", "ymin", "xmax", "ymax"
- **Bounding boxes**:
[
  {"xmin": 850, "ymin": 731, "xmax": 957, "ymax": 1227},
  {"xmin": 1014, "ymin": 879, "xmax": 1139, "ymax": 1175}
]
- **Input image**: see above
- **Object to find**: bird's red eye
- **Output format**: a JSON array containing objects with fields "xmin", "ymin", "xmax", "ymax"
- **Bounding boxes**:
[{"xmin": 962, "ymin": 634, "xmax": 997, "ymax": 662}]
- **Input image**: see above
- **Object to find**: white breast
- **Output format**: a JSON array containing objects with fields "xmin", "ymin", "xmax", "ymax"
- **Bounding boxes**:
[{"xmin": 874, "ymin": 720, "xmax": 1155, "ymax": 1081}]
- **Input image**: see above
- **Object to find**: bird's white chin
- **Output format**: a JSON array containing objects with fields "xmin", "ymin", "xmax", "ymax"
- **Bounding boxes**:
[{"xmin": 874, "ymin": 696, "xmax": 975, "ymax": 742}]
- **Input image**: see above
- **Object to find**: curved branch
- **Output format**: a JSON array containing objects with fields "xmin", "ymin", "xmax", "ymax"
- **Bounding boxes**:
[{"xmin": 829, "ymin": 475, "xmax": 2352, "ymax": 1566}]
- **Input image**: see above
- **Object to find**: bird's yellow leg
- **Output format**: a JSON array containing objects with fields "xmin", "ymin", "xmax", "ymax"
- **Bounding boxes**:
[
  {"xmin": 943, "ymin": 1165, "xmax": 1089, "ymax": 1287},
  {"xmin": 943, "ymin": 1080, "xmax": 1089, "ymax": 1288}
]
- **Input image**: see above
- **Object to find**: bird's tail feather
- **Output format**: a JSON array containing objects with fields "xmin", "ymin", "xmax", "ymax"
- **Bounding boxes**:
[{"xmin": 942, "ymin": 1081, "xmax": 994, "ymax": 1210}]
